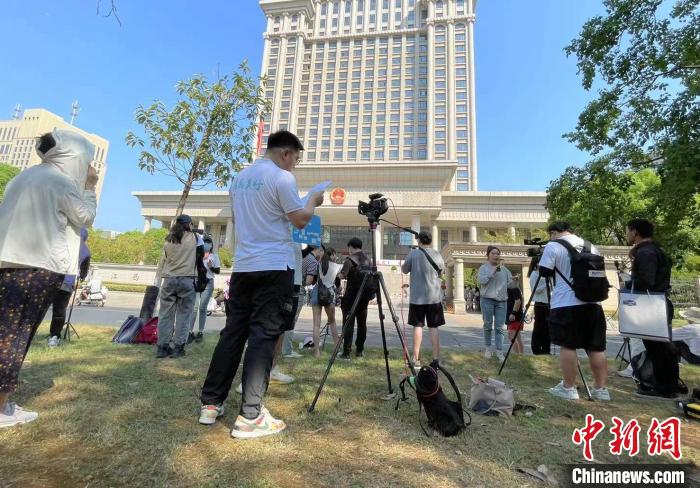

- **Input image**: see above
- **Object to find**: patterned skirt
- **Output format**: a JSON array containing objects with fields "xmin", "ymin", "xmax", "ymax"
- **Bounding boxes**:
[{"xmin": 0, "ymin": 268, "xmax": 64, "ymax": 393}]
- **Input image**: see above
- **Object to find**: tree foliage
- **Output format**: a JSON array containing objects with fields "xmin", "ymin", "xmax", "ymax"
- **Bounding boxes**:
[
  {"xmin": 126, "ymin": 63, "xmax": 270, "ymax": 215},
  {"xmin": 89, "ymin": 229, "xmax": 168, "ymax": 265},
  {"xmin": 553, "ymin": 0, "xmax": 700, "ymax": 263},
  {"xmin": 0, "ymin": 163, "xmax": 20, "ymax": 202}
]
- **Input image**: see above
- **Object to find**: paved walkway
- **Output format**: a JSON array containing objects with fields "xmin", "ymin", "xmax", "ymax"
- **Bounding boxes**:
[{"xmin": 70, "ymin": 292, "xmax": 628, "ymax": 359}]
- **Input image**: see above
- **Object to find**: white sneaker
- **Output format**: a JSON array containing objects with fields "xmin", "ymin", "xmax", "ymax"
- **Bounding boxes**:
[
  {"xmin": 484, "ymin": 350, "xmax": 493, "ymax": 359},
  {"xmin": 0, "ymin": 403, "xmax": 39, "ymax": 428},
  {"xmin": 230, "ymin": 406, "xmax": 286, "ymax": 439},
  {"xmin": 236, "ymin": 383, "xmax": 243, "ymax": 394},
  {"xmin": 616, "ymin": 365, "xmax": 634, "ymax": 378},
  {"xmin": 495, "ymin": 351, "xmax": 505, "ymax": 362},
  {"xmin": 270, "ymin": 366, "xmax": 294, "ymax": 384},
  {"xmin": 199, "ymin": 404, "xmax": 224, "ymax": 425},
  {"xmin": 283, "ymin": 351, "xmax": 303, "ymax": 359},
  {"xmin": 48, "ymin": 336, "xmax": 60, "ymax": 348},
  {"xmin": 549, "ymin": 381, "xmax": 580, "ymax": 401},
  {"xmin": 591, "ymin": 387, "xmax": 611, "ymax": 401}
]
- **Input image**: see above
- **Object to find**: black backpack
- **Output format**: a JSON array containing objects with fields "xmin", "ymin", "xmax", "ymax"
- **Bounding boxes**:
[
  {"xmin": 554, "ymin": 239, "xmax": 610, "ymax": 302},
  {"xmin": 397, "ymin": 361, "xmax": 471, "ymax": 437}
]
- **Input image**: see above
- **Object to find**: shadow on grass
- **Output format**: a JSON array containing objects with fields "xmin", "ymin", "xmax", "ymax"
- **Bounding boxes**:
[{"xmin": 0, "ymin": 325, "xmax": 698, "ymax": 488}]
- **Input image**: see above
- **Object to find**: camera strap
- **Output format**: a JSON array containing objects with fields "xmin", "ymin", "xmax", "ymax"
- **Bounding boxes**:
[{"xmin": 418, "ymin": 247, "xmax": 443, "ymax": 276}]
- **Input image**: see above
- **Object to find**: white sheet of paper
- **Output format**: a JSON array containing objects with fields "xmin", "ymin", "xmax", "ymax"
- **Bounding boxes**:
[{"xmin": 301, "ymin": 180, "xmax": 332, "ymax": 204}]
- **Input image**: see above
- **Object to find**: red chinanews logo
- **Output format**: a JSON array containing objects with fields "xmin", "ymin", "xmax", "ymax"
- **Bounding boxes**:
[{"xmin": 330, "ymin": 188, "xmax": 346, "ymax": 205}]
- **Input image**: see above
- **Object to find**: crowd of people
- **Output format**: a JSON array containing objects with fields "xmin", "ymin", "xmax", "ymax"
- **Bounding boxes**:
[{"xmin": 0, "ymin": 128, "xmax": 692, "ymax": 436}]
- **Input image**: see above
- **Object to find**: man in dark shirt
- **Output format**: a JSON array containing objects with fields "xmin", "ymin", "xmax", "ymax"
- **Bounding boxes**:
[
  {"xmin": 624, "ymin": 218, "xmax": 680, "ymax": 400},
  {"xmin": 337, "ymin": 238, "xmax": 374, "ymax": 359}
]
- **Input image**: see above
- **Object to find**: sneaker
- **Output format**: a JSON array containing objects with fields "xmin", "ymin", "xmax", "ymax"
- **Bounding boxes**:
[
  {"xmin": 616, "ymin": 365, "xmax": 634, "ymax": 378},
  {"xmin": 549, "ymin": 381, "xmax": 580, "ymax": 401},
  {"xmin": 230, "ymin": 406, "xmax": 286, "ymax": 439},
  {"xmin": 0, "ymin": 403, "xmax": 39, "ymax": 428},
  {"xmin": 592, "ymin": 387, "xmax": 611, "ymax": 401},
  {"xmin": 156, "ymin": 345, "xmax": 173, "ymax": 359},
  {"xmin": 283, "ymin": 351, "xmax": 303, "ymax": 359},
  {"xmin": 495, "ymin": 351, "xmax": 505, "ymax": 362},
  {"xmin": 170, "ymin": 345, "xmax": 186, "ymax": 358},
  {"xmin": 355, "ymin": 350, "xmax": 364, "ymax": 358},
  {"xmin": 199, "ymin": 404, "xmax": 224, "ymax": 425},
  {"xmin": 635, "ymin": 388, "xmax": 679, "ymax": 401},
  {"xmin": 339, "ymin": 353, "xmax": 351, "ymax": 360},
  {"xmin": 236, "ymin": 383, "xmax": 243, "ymax": 394},
  {"xmin": 270, "ymin": 366, "xmax": 294, "ymax": 384},
  {"xmin": 187, "ymin": 332, "xmax": 196, "ymax": 345},
  {"xmin": 194, "ymin": 332, "xmax": 203, "ymax": 343},
  {"xmin": 484, "ymin": 350, "xmax": 493, "ymax": 359},
  {"xmin": 47, "ymin": 336, "xmax": 60, "ymax": 348}
]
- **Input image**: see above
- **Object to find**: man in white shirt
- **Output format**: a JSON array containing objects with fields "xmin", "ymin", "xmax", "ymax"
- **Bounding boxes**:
[
  {"xmin": 538, "ymin": 221, "xmax": 610, "ymax": 401},
  {"xmin": 198, "ymin": 131, "xmax": 324, "ymax": 438}
]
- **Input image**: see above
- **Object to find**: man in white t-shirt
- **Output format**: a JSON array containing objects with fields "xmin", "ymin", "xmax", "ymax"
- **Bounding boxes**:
[
  {"xmin": 199, "ymin": 131, "xmax": 324, "ymax": 438},
  {"xmin": 538, "ymin": 221, "xmax": 610, "ymax": 402}
]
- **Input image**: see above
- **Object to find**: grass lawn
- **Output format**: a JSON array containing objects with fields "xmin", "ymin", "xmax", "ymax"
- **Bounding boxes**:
[{"xmin": 1, "ymin": 325, "xmax": 699, "ymax": 488}]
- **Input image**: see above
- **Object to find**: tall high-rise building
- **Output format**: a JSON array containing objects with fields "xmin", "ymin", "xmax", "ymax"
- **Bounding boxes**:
[
  {"xmin": 258, "ymin": 0, "xmax": 478, "ymax": 191},
  {"xmin": 0, "ymin": 108, "xmax": 110, "ymax": 201}
]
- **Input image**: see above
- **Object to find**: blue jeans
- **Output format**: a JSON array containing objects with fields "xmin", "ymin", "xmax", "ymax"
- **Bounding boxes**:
[
  {"xmin": 191, "ymin": 279, "xmax": 215, "ymax": 333},
  {"xmin": 480, "ymin": 297, "xmax": 506, "ymax": 351}
]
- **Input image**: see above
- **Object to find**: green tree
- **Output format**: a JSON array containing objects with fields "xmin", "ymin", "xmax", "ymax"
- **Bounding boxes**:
[
  {"xmin": 562, "ymin": 0, "xmax": 700, "ymax": 260},
  {"xmin": 126, "ymin": 63, "xmax": 270, "ymax": 215},
  {"xmin": 0, "ymin": 163, "xmax": 20, "ymax": 202}
]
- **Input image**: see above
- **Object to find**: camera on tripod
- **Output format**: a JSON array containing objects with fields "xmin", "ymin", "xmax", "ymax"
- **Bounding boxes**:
[
  {"xmin": 524, "ymin": 238, "xmax": 549, "ymax": 258},
  {"xmin": 358, "ymin": 193, "xmax": 389, "ymax": 223}
]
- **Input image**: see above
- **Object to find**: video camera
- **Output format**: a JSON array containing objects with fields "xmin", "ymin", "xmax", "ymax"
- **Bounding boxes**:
[
  {"xmin": 524, "ymin": 238, "xmax": 549, "ymax": 258},
  {"xmin": 358, "ymin": 193, "xmax": 389, "ymax": 223}
]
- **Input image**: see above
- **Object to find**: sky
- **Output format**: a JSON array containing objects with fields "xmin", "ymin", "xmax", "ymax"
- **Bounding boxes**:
[{"xmin": 0, "ymin": 0, "xmax": 606, "ymax": 232}]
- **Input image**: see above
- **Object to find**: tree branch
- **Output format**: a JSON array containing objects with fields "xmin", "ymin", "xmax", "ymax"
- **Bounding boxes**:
[{"xmin": 97, "ymin": 0, "xmax": 122, "ymax": 26}]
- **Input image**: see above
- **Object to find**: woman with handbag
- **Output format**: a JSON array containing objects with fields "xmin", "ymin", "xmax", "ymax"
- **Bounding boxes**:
[
  {"xmin": 155, "ymin": 214, "xmax": 202, "ymax": 359},
  {"xmin": 310, "ymin": 246, "xmax": 341, "ymax": 358}
]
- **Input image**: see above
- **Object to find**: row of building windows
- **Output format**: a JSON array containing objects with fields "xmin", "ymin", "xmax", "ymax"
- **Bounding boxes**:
[{"xmin": 0, "ymin": 127, "xmax": 19, "ymax": 141}]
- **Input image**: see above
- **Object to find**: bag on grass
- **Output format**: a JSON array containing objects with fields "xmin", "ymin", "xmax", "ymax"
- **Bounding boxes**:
[
  {"xmin": 468, "ymin": 377, "xmax": 515, "ymax": 416},
  {"xmin": 112, "ymin": 315, "xmax": 144, "ymax": 344},
  {"xmin": 133, "ymin": 317, "xmax": 158, "ymax": 345},
  {"xmin": 397, "ymin": 361, "xmax": 470, "ymax": 437}
]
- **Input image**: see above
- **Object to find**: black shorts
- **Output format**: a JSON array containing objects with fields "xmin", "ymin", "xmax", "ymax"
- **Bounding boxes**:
[
  {"xmin": 548, "ymin": 304, "xmax": 607, "ymax": 352},
  {"xmin": 408, "ymin": 303, "xmax": 445, "ymax": 328}
]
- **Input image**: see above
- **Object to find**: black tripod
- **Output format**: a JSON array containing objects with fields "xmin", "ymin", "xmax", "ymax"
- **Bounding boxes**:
[
  {"xmin": 498, "ymin": 269, "xmax": 592, "ymax": 400},
  {"xmin": 62, "ymin": 279, "xmax": 81, "ymax": 342},
  {"xmin": 309, "ymin": 219, "xmax": 417, "ymax": 413}
]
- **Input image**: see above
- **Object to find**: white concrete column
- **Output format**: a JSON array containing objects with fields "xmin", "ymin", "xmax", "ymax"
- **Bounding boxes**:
[
  {"xmin": 411, "ymin": 213, "xmax": 421, "ymax": 245},
  {"xmin": 198, "ymin": 219, "xmax": 206, "ymax": 231},
  {"xmin": 431, "ymin": 222, "xmax": 439, "ymax": 251},
  {"xmin": 143, "ymin": 217, "xmax": 152, "ymax": 233},
  {"xmin": 466, "ymin": 6, "xmax": 478, "ymax": 190},
  {"xmin": 373, "ymin": 223, "xmax": 383, "ymax": 262},
  {"xmin": 521, "ymin": 263, "xmax": 531, "ymax": 305},
  {"xmin": 469, "ymin": 225, "xmax": 478, "ymax": 243},
  {"xmin": 508, "ymin": 226, "xmax": 516, "ymax": 240},
  {"xmin": 454, "ymin": 258, "xmax": 466, "ymax": 314},
  {"xmin": 225, "ymin": 218, "xmax": 234, "ymax": 250}
]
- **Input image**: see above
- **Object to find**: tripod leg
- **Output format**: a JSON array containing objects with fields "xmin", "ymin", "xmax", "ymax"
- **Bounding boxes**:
[
  {"xmin": 499, "ymin": 273, "xmax": 542, "ymax": 376},
  {"xmin": 309, "ymin": 273, "xmax": 370, "ymax": 413},
  {"xmin": 373, "ymin": 275, "xmax": 394, "ymax": 396},
  {"xmin": 377, "ymin": 273, "xmax": 417, "ymax": 377},
  {"xmin": 578, "ymin": 361, "xmax": 592, "ymax": 400}
]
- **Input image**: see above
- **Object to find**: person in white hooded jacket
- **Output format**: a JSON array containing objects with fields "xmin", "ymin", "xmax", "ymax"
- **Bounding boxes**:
[{"xmin": 0, "ymin": 129, "xmax": 98, "ymax": 428}]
